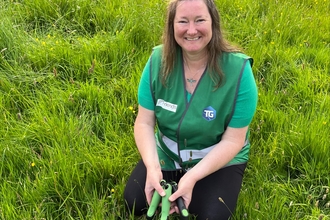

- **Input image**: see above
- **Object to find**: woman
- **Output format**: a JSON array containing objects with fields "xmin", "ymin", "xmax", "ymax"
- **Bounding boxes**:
[{"xmin": 124, "ymin": 0, "xmax": 258, "ymax": 219}]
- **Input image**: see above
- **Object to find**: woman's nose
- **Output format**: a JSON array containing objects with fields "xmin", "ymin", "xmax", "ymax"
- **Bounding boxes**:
[{"xmin": 187, "ymin": 22, "xmax": 197, "ymax": 35}]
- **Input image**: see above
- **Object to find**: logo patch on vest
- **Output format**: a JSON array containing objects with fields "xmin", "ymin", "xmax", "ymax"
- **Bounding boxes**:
[
  {"xmin": 203, "ymin": 106, "xmax": 216, "ymax": 121},
  {"xmin": 156, "ymin": 99, "xmax": 177, "ymax": 112}
]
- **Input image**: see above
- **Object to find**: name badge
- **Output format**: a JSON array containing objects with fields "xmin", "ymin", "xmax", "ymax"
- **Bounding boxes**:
[{"xmin": 156, "ymin": 99, "xmax": 177, "ymax": 112}]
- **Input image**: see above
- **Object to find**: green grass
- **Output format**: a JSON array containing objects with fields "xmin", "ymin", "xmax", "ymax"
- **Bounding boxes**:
[{"xmin": 0, "ymin": 0, "xmax": 329, "ymax": 219}]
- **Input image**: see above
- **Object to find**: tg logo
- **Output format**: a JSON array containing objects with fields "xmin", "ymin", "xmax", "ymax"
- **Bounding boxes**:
[{"xmin": 203, "ymin": 106, "xmax": 216, "ymax": 121}]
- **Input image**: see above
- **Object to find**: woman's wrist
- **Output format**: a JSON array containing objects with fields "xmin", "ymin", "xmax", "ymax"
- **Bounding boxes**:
[
  {"xmin": 145, "ymin": 161, "xmax": 161, "ymax": 173},
  {"xmin": 183, "ymin": 168, "xmax": 200, "ymax": 185}
]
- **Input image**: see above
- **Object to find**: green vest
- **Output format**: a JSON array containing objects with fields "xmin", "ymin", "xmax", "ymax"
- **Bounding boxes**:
[{"xmin": 150, "ymin": 45, "xmax": 252, "ymax": 171}]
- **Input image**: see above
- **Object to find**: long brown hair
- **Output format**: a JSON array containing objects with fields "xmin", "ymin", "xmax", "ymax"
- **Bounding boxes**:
[{"xmin": 161, "ymin": 0, "xmax": 241, "ymax": 88}]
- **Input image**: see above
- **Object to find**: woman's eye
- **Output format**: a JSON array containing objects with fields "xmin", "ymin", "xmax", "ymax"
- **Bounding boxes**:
[
  {"xmin": 196, "ymin": 19, "xmax": 205, "ymax": 23},
  {"xmin": 178, "ymin": 20, "xmax": 188, "ymax": 23}
]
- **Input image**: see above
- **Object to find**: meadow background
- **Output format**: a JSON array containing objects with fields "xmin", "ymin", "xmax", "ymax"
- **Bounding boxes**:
[{"xmin": 0, "ymin": 0, "xmax": 329, "ymax": 219}]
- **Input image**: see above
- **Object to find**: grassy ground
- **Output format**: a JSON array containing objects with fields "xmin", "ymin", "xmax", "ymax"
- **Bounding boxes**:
[{"xmin": 0, "ymin": 0, "xmax": 329, "ymax": 219}]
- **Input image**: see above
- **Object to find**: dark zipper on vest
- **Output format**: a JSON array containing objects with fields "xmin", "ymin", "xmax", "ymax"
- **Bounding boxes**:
[
  {"xmin": 176, "ymin": 107, "xmax": 189, "ymax": 168},
  {"xmin": 176, "ymin": 55, "xmax": 191, "ymax": 169},
  {"xmin": 176, "ymin": 62, "xmax": 207, "ymax": 169}
]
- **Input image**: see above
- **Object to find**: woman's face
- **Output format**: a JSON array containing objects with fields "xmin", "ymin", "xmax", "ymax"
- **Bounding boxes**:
[{"xmin": 173, "ymin": 0, "xmax": 212, "ymax": 56}]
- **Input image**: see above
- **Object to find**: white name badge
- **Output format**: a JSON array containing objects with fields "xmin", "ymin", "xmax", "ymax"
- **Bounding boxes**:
[{"xmin": 156, "ymin": 99, "xmax": 177, "ymax": 113}]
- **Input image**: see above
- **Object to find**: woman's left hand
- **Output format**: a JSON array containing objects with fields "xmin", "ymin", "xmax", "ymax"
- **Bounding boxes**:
[{"xmin": 168, "ymin": 172, "xmax": 196, "ymax": 214}]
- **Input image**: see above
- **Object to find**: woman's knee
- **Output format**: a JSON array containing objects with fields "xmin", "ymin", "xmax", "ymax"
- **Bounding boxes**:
[
  {"xmin": 123, "ymin": 160, "xmax": 147, "ymax": 216},
  {"xmin": 124, "ymin": 182, "xmax": 147, "ymax": 216}
]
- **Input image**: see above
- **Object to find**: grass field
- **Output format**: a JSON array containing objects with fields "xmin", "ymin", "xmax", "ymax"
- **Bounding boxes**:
[{"xmin": 0, "ymin": 0, "xmax": 329, "ymax": 219}]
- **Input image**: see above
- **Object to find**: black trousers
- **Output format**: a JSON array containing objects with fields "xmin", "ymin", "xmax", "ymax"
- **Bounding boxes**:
[{"xmin": 124, "ymin": 160, "xmax": 247, "ymax": 220}]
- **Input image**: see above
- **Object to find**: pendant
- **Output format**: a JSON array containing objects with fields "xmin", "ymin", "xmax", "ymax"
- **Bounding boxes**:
[{"xmin": 186, "ymin": 78, "xmax": 196, "ymax": 86}]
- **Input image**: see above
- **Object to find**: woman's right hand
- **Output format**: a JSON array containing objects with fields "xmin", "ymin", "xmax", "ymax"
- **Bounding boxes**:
[{"xmin": 145, "ymin": 167, "xmax": 165, "ymax": 204}]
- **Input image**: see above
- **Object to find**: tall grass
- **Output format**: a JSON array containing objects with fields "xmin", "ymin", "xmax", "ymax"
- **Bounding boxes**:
[{"xmin": 0, "ymin": 0, "xmax": 329, "ymax": 219}]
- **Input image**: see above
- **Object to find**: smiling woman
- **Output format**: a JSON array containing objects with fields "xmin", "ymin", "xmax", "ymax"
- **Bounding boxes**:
[
  {"xmin": 123, "ymin": 0, "xmax": 258, "ymax": 219},
  {"xmin": 0, "ymin": 0, "xmax": 329, "ymax": 219}
]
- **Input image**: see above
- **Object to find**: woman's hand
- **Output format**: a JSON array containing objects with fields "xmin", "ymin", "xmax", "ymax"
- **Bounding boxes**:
[
  {"xmin": 145, "ymin": 168, "xmax": 165, "ymax": 205},
  {"xmin": 168, "ymin": 172, "xmax": 196, "ymax": 214}
]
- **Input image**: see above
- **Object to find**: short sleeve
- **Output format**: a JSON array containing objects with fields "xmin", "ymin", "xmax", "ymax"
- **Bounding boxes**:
[
  {"xmin": 137, "ymin": 57, "xmax": 155, "ymax": 110},
  {"xmin": 228, "ymin": 60, "xmax": 258, "ymax": 128}
]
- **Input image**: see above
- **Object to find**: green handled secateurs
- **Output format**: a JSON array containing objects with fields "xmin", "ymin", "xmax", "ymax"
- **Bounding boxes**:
[{"xmin": 146, "ymin": 180, "xmax": 189, "ymax": 220}]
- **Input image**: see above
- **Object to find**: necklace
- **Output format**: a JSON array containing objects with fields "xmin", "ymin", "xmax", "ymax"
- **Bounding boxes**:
[
  {"xmin": 185, "ymin": 62, "xmax": 206, "ymax": 87},
  {"xmin": 186, "ymin": 78, "xmax": 197, "ymax": 87}
]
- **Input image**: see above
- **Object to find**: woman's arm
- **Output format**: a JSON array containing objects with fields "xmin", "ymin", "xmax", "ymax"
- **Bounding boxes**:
[
  {"xmin": 134, "ymin": 105, "xmax": 165, "ymax": 203},
  {"xmin": 184, "ymin": 126, "xmax": 248, "ymax": 181},
  {"xmin": 168, "ymin": 126, "xmax": 248, "ymax": 210},
  {"xmin": 134, "ymin": 105, "xmax": 158, "ymax": 169}
]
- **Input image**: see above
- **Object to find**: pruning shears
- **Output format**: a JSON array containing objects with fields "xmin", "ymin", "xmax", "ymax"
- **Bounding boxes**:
[{"xmin": 146, "ymin": 180, "xmax": 189, "ymax": 220}]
